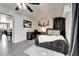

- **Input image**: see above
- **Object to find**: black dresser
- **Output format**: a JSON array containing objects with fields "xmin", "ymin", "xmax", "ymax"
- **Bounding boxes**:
[
  {"xmin": 27, "ymin": 32, "xmax": 34, "ymax": 40},
  {"xmin": 27, "ymin": 31, "xmax": 45, "ymax": 40}
]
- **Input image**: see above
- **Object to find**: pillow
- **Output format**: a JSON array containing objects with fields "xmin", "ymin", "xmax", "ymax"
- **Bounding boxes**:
[{"xmin": 48, "ymin": 30, "xmax": 60, "ymax": 35}]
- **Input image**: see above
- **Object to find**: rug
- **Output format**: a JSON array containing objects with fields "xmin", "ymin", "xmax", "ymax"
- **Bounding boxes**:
[{"xmin": 24, "ymin": 44, "xmax": 65, "ymax": 56}]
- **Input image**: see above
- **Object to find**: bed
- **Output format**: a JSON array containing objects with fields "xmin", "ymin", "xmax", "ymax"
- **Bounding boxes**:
[
  {"xmin": 35, "ymin": 35, "xmax": 68, "ymax": 55},
  {"xmin": 35, "ymin": 28, "xmax": 68, "ymax": 55},
  {"xmin": 33, "ymin": 17, "xmax": 68, "ymax": 55}
]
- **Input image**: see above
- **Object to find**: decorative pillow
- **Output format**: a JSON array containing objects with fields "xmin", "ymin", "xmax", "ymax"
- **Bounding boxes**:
[{"xmin": 48, "ymin": 30, "xmax": 60, "ymax": 35}]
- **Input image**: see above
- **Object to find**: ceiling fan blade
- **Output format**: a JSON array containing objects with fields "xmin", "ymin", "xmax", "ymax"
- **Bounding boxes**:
[
  {"xmin": 15, "ymin": 6, "xmax": 19, "ymax": 10},
  {"xmin": 26, "ymin": 5, "xmax": 33, "ymax": 12},
  {"xmin": 29, "ymin": 3, "xmax": 40, "ymax": 5}
]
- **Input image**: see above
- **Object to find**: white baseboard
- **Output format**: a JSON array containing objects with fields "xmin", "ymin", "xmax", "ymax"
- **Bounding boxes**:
[{"xmin": 12, "ymin": 39, "xmax": 26, "ymax": 43}]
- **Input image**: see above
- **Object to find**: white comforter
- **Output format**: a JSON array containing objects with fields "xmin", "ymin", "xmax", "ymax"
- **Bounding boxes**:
[{"xmin": 38, "ymin": 35, "xmax": 66, "ymax": 43}]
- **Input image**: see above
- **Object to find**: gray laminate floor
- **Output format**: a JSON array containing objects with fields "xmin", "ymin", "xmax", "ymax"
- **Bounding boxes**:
[{"xmin": 0, "ymin": 35, "xmax": 34, "ymax": 56}]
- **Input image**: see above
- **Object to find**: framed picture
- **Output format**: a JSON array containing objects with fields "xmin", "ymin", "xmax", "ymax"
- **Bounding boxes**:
[
  {"xmin": 23, "ymin": 20, "xmax": 32, "ymax": 28},
  {"xmin": 38, "ymin": 20, "xmax": 49, "ymax": 27}
]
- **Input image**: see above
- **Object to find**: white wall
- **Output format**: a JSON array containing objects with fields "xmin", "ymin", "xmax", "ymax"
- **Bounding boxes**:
[
  {"xmin": 13, "ymin": 15, "xmax": 33, "ymax": 43},
  {"xmin": 13, "ymin": 15, "xmax": 26, "ymax": 43},
  {"xmin": 0, "ymin": 6, "xmax": 32, "ymax": 43},
  {"xmin": 32, "ymin": 17, "xmax": 53, "ymax": 31},
  {"xmin": 63, "ymin": 4, "xmax": 72, "ymax": 46}
]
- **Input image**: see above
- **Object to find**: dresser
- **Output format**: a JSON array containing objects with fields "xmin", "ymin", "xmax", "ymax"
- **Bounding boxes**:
[{"xmin": 27, "ymin": 31, "xmax": 45, "ymax": 40}]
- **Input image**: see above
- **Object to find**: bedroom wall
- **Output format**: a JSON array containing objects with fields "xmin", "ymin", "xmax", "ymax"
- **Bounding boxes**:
[
  {"xmin": 32, "ymin": 17, "xmax": 53, "ymax": 31},
  {"xmin": 0, "ymin": 6, "xmax": 32, "ymax": 43},
  {"xmin": 31, "ymin": 5, "xmax": 65, "ymax": 31},
  {"xmin": 13, "ymin": 15, "xmax": 31, "ymax": 43},
  {"xmin": 63, "ymin": 4, "xmax": 72, "ymax": 46}
]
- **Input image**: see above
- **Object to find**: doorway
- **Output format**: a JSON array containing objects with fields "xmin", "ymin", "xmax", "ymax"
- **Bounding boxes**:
[{"xmin": 0, "ymin": 14, "xmax": 13, "ymax": 47}]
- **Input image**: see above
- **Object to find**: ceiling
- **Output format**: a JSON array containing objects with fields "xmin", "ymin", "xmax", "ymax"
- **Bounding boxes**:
[{"xmin": 0, "ymin": 3, "xmax": 70, "ymax": 19}]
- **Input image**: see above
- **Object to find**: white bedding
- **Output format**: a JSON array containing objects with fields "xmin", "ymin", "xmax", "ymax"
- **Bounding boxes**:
[{"xmin": 38, "ymin": 35, "xmax": 66, "ymax": 43}]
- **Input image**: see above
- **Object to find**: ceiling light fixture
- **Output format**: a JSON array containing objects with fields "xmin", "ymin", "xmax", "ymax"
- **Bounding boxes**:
[
  {"xmin": 15, "ymin": 3, "xmax": 40, "ymax": 12},
  {"xmin": 22, "ymin": 3, "xmax": 26, "ymax": 9}
]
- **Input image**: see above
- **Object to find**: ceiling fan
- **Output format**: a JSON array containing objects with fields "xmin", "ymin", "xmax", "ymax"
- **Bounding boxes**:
[{"xmin": 15, "ymin": 3, "xmax": 40, "ymax": 12}]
